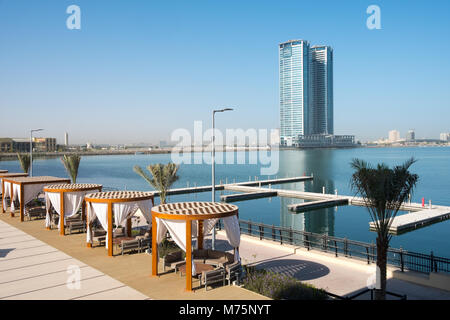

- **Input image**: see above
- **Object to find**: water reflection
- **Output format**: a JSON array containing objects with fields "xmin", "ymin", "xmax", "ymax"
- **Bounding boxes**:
[{"xmin": 278, "ymin": 149, "xmax": 336, "ymax": 236}]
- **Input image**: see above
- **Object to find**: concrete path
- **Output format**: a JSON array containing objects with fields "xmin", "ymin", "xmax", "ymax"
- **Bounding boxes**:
[
  {"xmin": 214, "ymin": 231, "xmax": 450, "ymax": 300},
  {"xmin": 0, "ymin": 220, "xmax": 149, "ymax": 300}
]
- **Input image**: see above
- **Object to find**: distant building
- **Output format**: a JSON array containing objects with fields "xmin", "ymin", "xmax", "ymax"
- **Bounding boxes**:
[
  {"xmin": 388, "ymin": 130, "xmax": 400, "ymax": 142},
  {"xmin": 270, "ymin": 129, "xmax": 280, "ymax": 146},
  {"xmin": 159, "ymin": 141, "xmax": 167, "ymax": 148},
  {"xmin": 440, "ymin": 133, "xmax": 450, "ymax": 141},
  {"xmin": 406, "ymin": 130, "xmax": 415, "ymax": 141},
  {"xmin": 64, "ymin": 132, "xmax": 69, "ymax": 146},
  {"xmin": 33, "ymin": 137, "xmax": 56, "ymax": 152},
  {"xmin": 294, "ymin": 134, "xmax": 355, "ymax": 148},
  {"xmin": 86, "ymin": 142, "xmax": 93, "ymax": 149}
]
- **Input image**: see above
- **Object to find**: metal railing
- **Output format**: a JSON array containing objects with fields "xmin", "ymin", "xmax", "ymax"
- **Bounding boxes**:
[{"xmin": 218, "ymin": 219, "xmax": 450, "ymax": 275}]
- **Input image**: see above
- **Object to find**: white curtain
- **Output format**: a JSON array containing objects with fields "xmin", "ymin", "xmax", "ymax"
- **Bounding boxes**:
[
  {"xmin": 201, "ymin": 218, "xmax": 218, "ymax": 248},
  {"xmin": 156, "ymin": 218, "xmax": 196, "ymax": 276},
  {"xmin": 137, "ymin": 199, "xmax": 153, "ymax": 225},
  {"xmin": 88, "ymin": 202, "xmax": 109, "ymax": 249},
  {"xmin": 45, "ymin": 191, "xmax": 87, "ymax": 230},
  {"xmin": 45, "ymin": 193, "xmax": 52, "ymax": 228},
  {"xmin": 3, "ymin": 182, "xmax": 11, "ymax": 209},
  {"xmin": 11, "ymin": 183, "xmax": 44, "ymax": 212},
  {"xmin": 223, "ymin": 216, "xmax": 241, "ymax": 262},
  {"xmin": 86, "ymin": 202, "xmax": 100, "ymax": 244},
  {"xmin": 113, "ymin": 202, "xmax": 138, "ymax": 235}
]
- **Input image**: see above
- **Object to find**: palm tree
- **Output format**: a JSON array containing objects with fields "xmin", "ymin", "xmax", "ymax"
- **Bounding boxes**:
[
  {"xmin": 61, "ymin": 154, "xmax": 81, "ymax": 183},
  {"xmin": 17, "ymin": 153, "xmax": 31, "ymax": 173},
  {"xmin": 350, "ymin": 157, "xmax": 418, "ymax": 300},
  {"xmin": 133, "ymin": 163, "xmax": 179, "ymax": 204}
]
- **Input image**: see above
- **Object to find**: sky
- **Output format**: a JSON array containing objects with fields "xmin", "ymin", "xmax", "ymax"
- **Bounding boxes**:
[{"xmin": 0, "ymin": 0, "xmax": 449, "ymax": 145}]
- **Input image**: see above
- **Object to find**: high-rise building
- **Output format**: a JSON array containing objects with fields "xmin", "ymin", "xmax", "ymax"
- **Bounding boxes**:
[
  {"xmin": 440, "ymin": 133, "xmax": 450, "ymax": 141},
  {"xmin": 406, "ymin": 130, "xmax": 415, "ymax": 141},
  {"xmin": 310, "ymin": 46, "xmax": 333, "ymax": 135},
  {"xmin": 388, "ymin": 130, "xmax": 400, "ymax": 142},
  {"xmin": 279, "ymin": 40, "xmax": 310, "ymax": 146},
  {"xmin": 65, "ymin": 132, "xmax": 69, "ymax": 146},
  {"xmin": 279, "ymin": 40, "xmax": 336, "ymax": 146}
]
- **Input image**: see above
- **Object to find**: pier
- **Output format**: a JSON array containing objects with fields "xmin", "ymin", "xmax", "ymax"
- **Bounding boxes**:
[
  {"xmin": 221, "ymin": 191, "xmax": 278, "ymax": 203},
  {"xmin": 152, "ymin": 175, "xmax": 450, "ymax": 235},
  {"xmin": 288, "ymin": 198, "xmax": 349, "ymax": 213}
]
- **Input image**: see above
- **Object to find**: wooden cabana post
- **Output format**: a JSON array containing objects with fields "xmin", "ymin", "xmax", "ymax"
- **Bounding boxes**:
[{"xmin": 151, "ymin": 202, "xmax": 239, "ymax": 292}]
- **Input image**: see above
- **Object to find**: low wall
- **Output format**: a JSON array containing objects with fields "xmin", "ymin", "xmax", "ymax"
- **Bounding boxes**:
[{"xmin": 392, "ymin": 270, "xmax": 450, "ymax": 292}]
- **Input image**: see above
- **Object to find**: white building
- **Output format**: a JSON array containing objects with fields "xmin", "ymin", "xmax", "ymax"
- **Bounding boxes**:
[
  {"xmin": 64, "ymin": 132, "xmax": 69, "ymax": 146},
  {"xmin": 388, "ymin": 130, "xmax": 400, "ymax": 142},
  {"xmin": 440, "ymin": 133, "xmax": 450, "ymax": 141}
]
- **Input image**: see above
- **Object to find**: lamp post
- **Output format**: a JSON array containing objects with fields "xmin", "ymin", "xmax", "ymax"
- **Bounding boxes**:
[
  {"xmin": 211, "ymin": 108, "xmax": 233, "ymax": 250},
  {"xmin": 30, "ymin": 129, "xmax": 43, "ymax": 177}
]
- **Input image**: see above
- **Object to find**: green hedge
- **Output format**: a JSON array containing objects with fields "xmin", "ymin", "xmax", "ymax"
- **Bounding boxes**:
[{"xmin": 242, "ymin": 268, "xmax": 328, "ymax": 300}]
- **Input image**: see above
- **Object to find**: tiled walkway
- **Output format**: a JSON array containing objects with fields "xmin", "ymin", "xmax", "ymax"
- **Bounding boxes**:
[{"xmin": 0, "ymin": 220, "xmax": 149, "ymax": 300}]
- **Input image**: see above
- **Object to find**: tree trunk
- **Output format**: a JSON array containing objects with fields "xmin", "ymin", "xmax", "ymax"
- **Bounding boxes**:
[{"xmin": 375, "ymin": 236, "xmax": 388, "ymax": 300}]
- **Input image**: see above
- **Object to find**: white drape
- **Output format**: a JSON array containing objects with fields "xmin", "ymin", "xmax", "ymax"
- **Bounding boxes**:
[
  {"xmin": 3, "ymin": 182, "xmax": 11, "ymax": 209},
  {"xmin": 11, "ymin": 183, "xmax": 45, "ymax": 213},
  {"xmin": 86, "ymin": 201, "xmax": 99, "ymax": 244},
  {"xmin": 88, "ymin": 202, "xmax": 109, "ymax": 249},
  {"xmin": 156, "ymin": 218, "xmax": 196, "ymax": 276},
  {"xmin": 113, "ymin": 202, "xmax": 138, "ymax": 236},
  {"xmin": 223, "ymin": 216, "xmax": 241, "ymax": 262},
  {"xmin": 45, "ymin": 191, "xmax": 87, "ymax": 229}
]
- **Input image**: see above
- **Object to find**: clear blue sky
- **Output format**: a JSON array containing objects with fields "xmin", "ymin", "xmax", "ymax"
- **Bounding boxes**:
[{"xmin": 0, "ymin": 0, "xmax": 449, "ymax": 144}]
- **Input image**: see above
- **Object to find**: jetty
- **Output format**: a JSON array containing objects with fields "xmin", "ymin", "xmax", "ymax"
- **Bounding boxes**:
[
  {"xmin": 221, "ymin": 191, "xmax": 278, "ymax": 203},
  {"xmin": 288, "ymin": 198, "xmax": 349, "ymax": 212},
  {"xmin": 159, "ymin": 175, "xmax": 313, "ymax": 196}
]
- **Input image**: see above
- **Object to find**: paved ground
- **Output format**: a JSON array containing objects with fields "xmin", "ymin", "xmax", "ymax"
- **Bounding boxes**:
[
  {"xmin": 0, "ymin": 212, "xmax": 266, "ymax": 300},
  {"xmin": 0, "ymin": 220, "xmax": 149, "ymax": 300},
  {"xmin": 1, "ymin": 207, "xmax": 449, "ymax": 300},
  {"xmin": 214, "ymin": 231, "xmax": 450, "ymax": 300}
]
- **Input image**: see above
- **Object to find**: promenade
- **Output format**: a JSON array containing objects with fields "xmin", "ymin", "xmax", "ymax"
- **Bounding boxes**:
[{"xmin": 1, "ymin": 205, "xmax": 449, "ymax": 300}]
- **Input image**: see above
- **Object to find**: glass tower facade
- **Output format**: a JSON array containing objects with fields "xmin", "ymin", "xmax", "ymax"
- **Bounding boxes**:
[
  {"xmin": 310, "ymin": 46, "xmax": 333, "ymax": 135},
  {"xmin": 279, "ymin": 41, "xmax": 334, "ymax": 145},
  {"xmin": 279, "ymin": 40, "xmax": 310, "ymax": 146}
]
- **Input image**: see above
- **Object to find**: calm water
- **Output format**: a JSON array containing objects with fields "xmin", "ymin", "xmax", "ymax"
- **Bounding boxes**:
[{"xmin": 1, "ymin": 147, "xmax": 450, "ymax": 256}]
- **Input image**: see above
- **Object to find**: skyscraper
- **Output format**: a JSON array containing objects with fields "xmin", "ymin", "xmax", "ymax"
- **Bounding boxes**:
[
  {"xmin": 279, "ymin": 40, "xmax": 335, "ymax": 146},
  {"xmin": 310, "ymin": 46, "xmax": 333, "ymax": 135},
  {"xmin": 279, "ymin": 40, "xmax": 310, "ymax": 146},
  {"xmin": 64, "ymin": 132, "xmax": 69, "ymax": 146}
]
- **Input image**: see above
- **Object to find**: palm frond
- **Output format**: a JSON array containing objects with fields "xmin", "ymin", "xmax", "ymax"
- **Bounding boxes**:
[
  {"xmin": 17, "ymin": 153, "xmax": 31, "ymax": 173},
  {"xmin": 134, "ymin": 162, "xmax": 179, "ymax": 204},
  {"xmin": 61, "ymin": 154, "xmax": 81, "ymax": 183}
]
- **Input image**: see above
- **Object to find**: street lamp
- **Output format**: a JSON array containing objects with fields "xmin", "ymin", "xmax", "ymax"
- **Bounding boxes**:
[
  {"xmin": 30, "ymin": 129, "xmax": 44, "ymax": 177},
  {"xmin": 211, "ymin": 107, "xmax": 233, "ymax": 249}
]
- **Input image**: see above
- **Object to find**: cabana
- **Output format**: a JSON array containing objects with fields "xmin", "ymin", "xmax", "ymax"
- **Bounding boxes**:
[
  {"xmin": 2, "ymin": 176, "xmax": 70, "ymax": 221},
  {"xmin": 151, "ymin": 202, "xmax": 240, "ymax": 291},
  {"xmin": 85, "ymin": 191, "xmax": 154, "ymax": 256},
  {"xmin": 1, "ymin": 173, "xmax": 28, "ymax": 213},
  {"xmin": 43, "ymin": 183, "xmax": 103, "ymax": 235}
]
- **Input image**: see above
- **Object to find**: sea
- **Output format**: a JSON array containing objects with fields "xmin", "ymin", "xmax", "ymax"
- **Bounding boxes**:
[{"xmin": 1, "ymin": 146, "xmax": 450, "ymax": 257}]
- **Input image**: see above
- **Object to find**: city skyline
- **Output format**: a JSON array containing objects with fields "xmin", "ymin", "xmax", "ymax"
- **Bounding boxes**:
[{"xmin": 1, "ymin": 1, "xmax": 450, "ymax": 145}]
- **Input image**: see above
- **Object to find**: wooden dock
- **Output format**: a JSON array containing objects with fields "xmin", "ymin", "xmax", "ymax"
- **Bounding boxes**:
[
  {"xmin": 288, "ymin": 198, "xmax": 349, "ymax": 213},
  {"xmin": 220, "ymin": 191, "xmax": 278, "ymax": 203}
]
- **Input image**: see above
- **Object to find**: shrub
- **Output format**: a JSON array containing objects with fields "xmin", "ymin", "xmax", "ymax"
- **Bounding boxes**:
[{"xmin": 242, "ymin": 268, "xmax": 328, "ymax": 300}]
